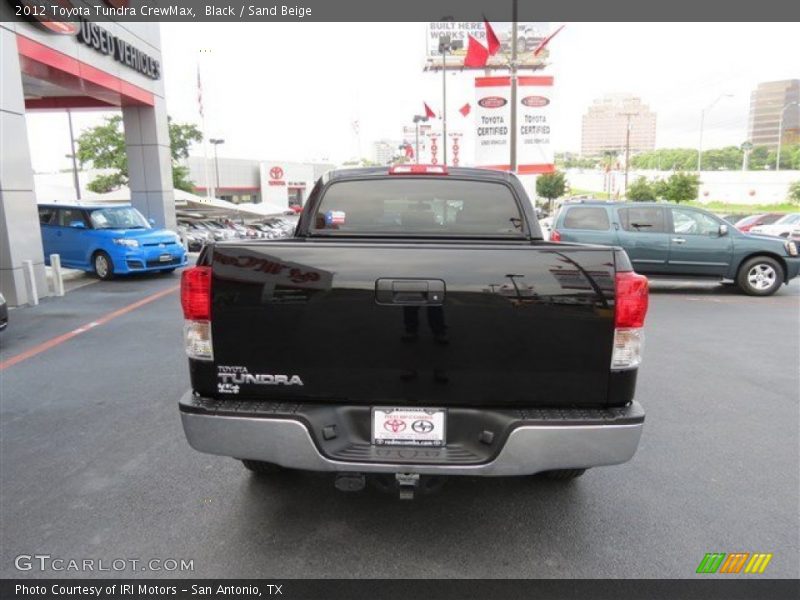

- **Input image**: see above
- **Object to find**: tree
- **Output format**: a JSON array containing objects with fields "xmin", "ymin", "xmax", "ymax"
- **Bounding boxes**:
[
  {"xmin": 657, "ymin": 172, "xmax": 701, "ymax": 203},
  {"xmin": 626, "ymin": 176, "xmax": 656, "ymax": 201},
  {"xmin": 77, "ymin": 115, "xmax": 202, "ymax": 193},
  {"xmin": 536, "ymin": 170, "xmax": 567, "ymax": 213},
  {"xmin": 789, "ymin": 181, "xmax": 800, "ymax": 205},
  {"xmin": 76, "ymin": 116, "xmax": 127, "ymax": 193}
]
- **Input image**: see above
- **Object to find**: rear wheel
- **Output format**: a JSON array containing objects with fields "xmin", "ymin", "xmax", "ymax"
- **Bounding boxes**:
[
  {"xmin": 736, "ymin": 256, "xmax": 784, "ymax": 296},
  {"xmin": 540, "ymin": 469, "xmax": 587, "ymax": 480},
  {"xmin": 92, "ymin": 251, "xmax": 114, "ymax": 280},
  {"xmin": 240, "ymin": 459, "xmax": 281, "ymax": 475}
]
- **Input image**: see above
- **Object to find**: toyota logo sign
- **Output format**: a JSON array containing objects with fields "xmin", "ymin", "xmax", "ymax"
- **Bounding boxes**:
[
  {"xmin": 269, "ymin": 166, "xmax": 284, "ymax": 180},
  {"xmin": 478, "ymin": 96, "xmax": 508, "ymax": 109},
  {"xmin": 521, "ymin": 95, "xmax": 550, "ymax": 107},
  {"xmin": 383, "ymin": 419, "xmax": 406, "ymax": 433}
]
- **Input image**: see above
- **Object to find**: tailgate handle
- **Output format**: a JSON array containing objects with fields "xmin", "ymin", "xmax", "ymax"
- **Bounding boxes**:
[{"xmin": 375, "ymin": 279, "xmax": 445, "ymax": 305}]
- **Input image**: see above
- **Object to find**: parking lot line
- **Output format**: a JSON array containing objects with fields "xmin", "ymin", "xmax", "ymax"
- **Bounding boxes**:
[{"xmin": 0, "ymin": 285, "xmax": 179, "ymax": 372}]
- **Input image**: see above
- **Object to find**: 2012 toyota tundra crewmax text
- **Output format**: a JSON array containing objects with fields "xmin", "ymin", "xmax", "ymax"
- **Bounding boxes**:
[{"xmin": 178, "ymin": 166, "xmax": 649, "ymax": 499}]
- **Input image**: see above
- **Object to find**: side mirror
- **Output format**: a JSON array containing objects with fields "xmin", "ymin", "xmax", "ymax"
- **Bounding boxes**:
[
  {"xmin": 148, "ymin": 218, "xmax": 156, "ymax": 225},
  {"xmin": 70, "ymin": 221, "xmax": 86, "ymax": 229},
  {"xmin": 718, "ymin": 224, "xmax": 729, "ymax": 236}
]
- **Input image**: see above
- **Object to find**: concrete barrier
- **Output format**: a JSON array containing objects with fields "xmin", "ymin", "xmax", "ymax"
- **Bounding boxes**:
[
  {"xmin": 22, "ymin": 260, "xmax": 38, "ymax": 306},
  {"xmin": 50, "ymin": 254, "xmax": 65, "ymax": 297}
]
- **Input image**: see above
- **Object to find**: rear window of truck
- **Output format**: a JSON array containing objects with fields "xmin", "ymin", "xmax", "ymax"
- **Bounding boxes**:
[
  {"xmin": 562, "ymin": 206, "xmax": 611, "ymax": 230},
  {"xmin": 311, "ymin": 178, "xmax": 525, "ymax": 237}
]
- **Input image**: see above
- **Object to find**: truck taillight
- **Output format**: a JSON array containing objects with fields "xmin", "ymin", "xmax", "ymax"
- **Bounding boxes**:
[
  {"xmin": 611, "ymin": 271, "xmax": 649, "ymax": 370},
  {"xmin": 550, "ymin": 229, "xmax": 561, "ymax": 242},
  {"xmin": 181, "ymin": 266, "xmax": 211, "ymax": 320},
  {"xmin": 181, "ymin": 266, "xmax": 213, "ymax": 361}
]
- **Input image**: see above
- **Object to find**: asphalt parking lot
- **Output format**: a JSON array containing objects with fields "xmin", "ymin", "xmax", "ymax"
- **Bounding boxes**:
[{"xmin": 0, "ymin": 272, "xmax": 798, "ymax": 579}]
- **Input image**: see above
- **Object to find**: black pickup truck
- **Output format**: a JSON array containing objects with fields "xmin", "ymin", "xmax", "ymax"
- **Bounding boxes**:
[{"xmin": 179, "ymin": 165, "xmax": 649, "ymax": 498}]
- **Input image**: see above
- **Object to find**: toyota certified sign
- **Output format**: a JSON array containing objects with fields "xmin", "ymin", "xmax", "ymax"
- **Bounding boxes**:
[
  {"xmin": 478, "ymin": 96, "xmax": 508, "ymax": 109},
  {"xmin": 521, "ymin": 95, "xmax": 550, "ymax": 107}
]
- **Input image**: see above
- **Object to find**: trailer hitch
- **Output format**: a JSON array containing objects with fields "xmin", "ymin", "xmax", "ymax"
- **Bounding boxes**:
[{"xmin": 395, "ymin": 473, "xmax": 420, "ymax": 500}]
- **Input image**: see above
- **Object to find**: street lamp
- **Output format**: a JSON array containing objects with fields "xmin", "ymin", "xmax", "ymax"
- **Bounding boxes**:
[
  {"xmin": 437, "ymin": 29, "xmax": 463, "ymax": 167},
  {"xmin": 776, "ymin": 100, "xmax": 799, "ymax": 172},
  {"xmin": 697, "ymin": 94, "xmax": 733, "ymax": 172},
  {"xmin": 209, "ymin": 138, "xmax": 225, "ymax": 197},
  {"xmin": 412, "ymin": 115, "xmax": 428, "ymax": 164},
  {"xmin": 66, "ymin": 109, "xmax": 81, "ymax": 200}
]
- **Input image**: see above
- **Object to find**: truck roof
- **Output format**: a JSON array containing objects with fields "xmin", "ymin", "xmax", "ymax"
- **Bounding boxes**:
[{"xmin": 327, "ymin": 166, "xmax": 518, "ymax": 183}]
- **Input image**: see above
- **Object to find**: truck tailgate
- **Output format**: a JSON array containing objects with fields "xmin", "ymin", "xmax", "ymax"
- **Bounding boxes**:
[{"xmin": 195, "ymin": 241, "xmax": 618, "ymax": 408}]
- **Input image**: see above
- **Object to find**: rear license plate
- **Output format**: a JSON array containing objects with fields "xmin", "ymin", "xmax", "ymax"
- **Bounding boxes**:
[
  {"xmin": 372, "ymin": 407, "xmax": 446, "ymax": 447},
  {"xmin": 158, "ymin": 254, "xmax": 172, "ymax": 262}
]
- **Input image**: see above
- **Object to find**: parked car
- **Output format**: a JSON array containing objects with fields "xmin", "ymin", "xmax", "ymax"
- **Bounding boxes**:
[
  {"xmin": 177, "ymin": 224, "xmax": 205, "ymax": 252},
  {"xmin": 199, "ymin": 220, "xmax": 235, "ymax": 241},
  {"xmin": 0, "ymin": 292, "xmax": 7, "ymax": 331},
  {"xmin": 178, "ymin": 221, "xmax": 214, "ymax": 245},
  {"xmin": 719, "ymin": 213, "xmax": 752, "ymax": 224},
  {"xmin": 38, "ymin": 203, "xmax": 187, "ymax": 280},
  {"xmin": 179, "ymin": 166, "xmax": 649, "ymax": 498},
  {"xmin": 733, "ymin": 213, "xmax": 784, "ymax": 233},
  {"xmin": 251, "ymin": 223, "xmax": 282, "ymax": 239},
  {"xmin": 551, "ymin": 202, "xmax": 799, "ymax": 296},
  {"xmin": 749, "ymin": 213, "xmax": 800, "ymax": 238}
]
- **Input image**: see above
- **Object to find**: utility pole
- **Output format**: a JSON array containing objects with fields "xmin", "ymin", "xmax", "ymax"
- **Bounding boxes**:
[
  {"xmin": 509, "ymin": 1, "xmax": 519, "ymax": 173},
  {"xmin": 619, "ymin": 112, "xmax": 638, "ymax": 197},
  {"xmin": 66, "ymin": 109, "xmax": 81, "ymax": 200}
]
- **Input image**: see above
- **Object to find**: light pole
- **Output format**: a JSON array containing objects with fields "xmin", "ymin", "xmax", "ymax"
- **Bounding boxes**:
[
  {"xmin": 509, "ymin": 2, "xmax": 518, "ymax": 173},
  {"xmin": 776, "ymin": 100, "xmax": 799, "ymax": 171},
  {"xmin": 66, "ymin": 109, "xmax": 81, "ymax": 200},
  {"xmin": 209, "ymin": 138, "xmax": 224, "ymax": 198},
  {"xmin": 618, "ymin": 112, "xmax": 638, "ymax": 197},
  {"xmin": 437, "ymin": 30, "xmax": 463, "ymax": 167},
  {"xmin": 412, "ymin": 115, "xmax": 428, "ymax": 164},
  {"xmin": 697, "ymin": 94, "xmax": 733, "ymax": 172}
]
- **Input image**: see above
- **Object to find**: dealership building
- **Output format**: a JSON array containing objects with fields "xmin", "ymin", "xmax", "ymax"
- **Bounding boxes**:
[
  {"xmin": 0, "ymin": 11, "xmax": 172, "ymax": 306},
  {"xmin": 186, "ymin": 157, "xmax": 333, "ymax": 212}
]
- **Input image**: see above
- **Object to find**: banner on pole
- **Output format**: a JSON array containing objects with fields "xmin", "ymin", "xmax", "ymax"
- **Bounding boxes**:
[{"xmin": 474, "ymin": 76, "xmax": 555, "ymax": 174}]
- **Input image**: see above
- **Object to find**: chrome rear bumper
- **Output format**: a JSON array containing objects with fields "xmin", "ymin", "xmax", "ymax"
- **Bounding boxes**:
[{"xmin": 179, "ymin": 394, "xmax": 644, "ymax": 477}]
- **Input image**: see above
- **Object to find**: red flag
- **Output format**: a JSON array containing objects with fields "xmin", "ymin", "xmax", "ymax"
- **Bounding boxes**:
[
  {"xmin": 463, "ymin": 35, "xmax": 489, "ymax": 68},
  {"xmin": 533, "ymin": 24, "xmax": 565, "ymax": 57},
  {"xmin": 423, "ymin": 102, "xmax": 436, "ymax": 119},
  {"xmin": 484, "ymin": 20, "xmax": 500, "ymax": 55},
  {"xmin": 459, "ymin": 103, "xmax": 471, "ymax": 117}
]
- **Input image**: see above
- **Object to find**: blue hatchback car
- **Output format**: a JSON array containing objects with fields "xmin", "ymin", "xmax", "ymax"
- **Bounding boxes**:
[{"xmin": 38, "ymin": 203, "xmax": 187, "ymax": 280}]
